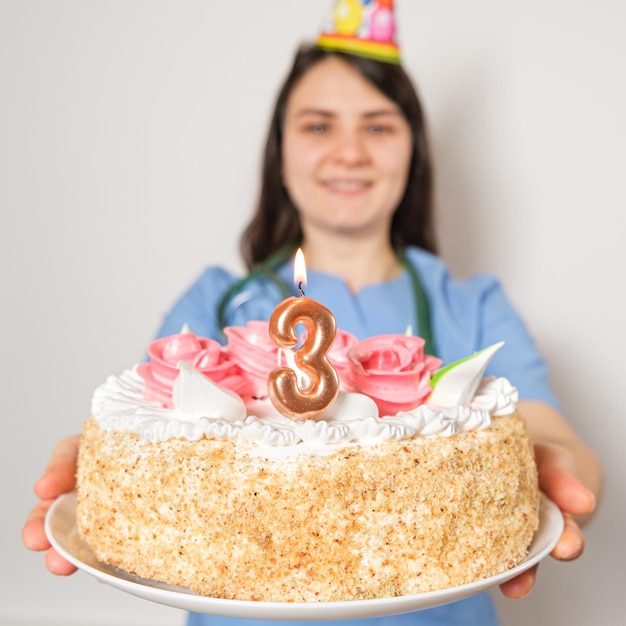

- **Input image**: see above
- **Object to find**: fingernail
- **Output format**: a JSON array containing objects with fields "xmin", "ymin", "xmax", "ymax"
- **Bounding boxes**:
[
  {"xmin": 585, "ymin": 488, "xmax": 596, "ymax": 512},
  {"xmin": 553, "ymin": 530, "xmax": 584, "ymax": 560}
]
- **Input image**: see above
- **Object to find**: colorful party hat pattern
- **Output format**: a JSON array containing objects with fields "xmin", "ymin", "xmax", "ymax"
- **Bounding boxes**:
[{"xmin": 317, "ymin": 0, "xmax": 401, "ymax": 64}]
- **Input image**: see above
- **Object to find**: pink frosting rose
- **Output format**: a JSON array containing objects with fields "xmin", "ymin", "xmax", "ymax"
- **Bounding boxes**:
[
  {"xmin": 344, "ymin": 334, "xmax": 443, "ymax": 415},
  {"xmin": 223, "ymin": 321, "xmax": 283, "ymax": 398},
  {"xmin": 327, "ymin": 328, "xmax": 359, "ymax": 388},
  {"xmin": 137, "ymin": 332, "xmax": 240, "ymax": 407},
  {"xmin": 225, "ymin": 322, "xmax": 359, "ymax": 398}
]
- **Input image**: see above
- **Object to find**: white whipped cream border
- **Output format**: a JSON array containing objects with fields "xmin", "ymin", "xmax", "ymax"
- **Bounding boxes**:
[{"xmin": 91, "ymin": 366, "xmax": 518, "ymax": 448}]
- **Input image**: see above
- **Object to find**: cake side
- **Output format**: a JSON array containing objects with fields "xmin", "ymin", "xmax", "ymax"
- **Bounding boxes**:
[{"xmin": 76, "ymin": 411, "xmax": 539, "ymax": 602}]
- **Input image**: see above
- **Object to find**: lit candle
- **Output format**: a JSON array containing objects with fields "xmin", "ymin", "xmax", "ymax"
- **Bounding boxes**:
[{"xmin": 267, "ymin": 248, "xmax": 340, "ymax": 421}]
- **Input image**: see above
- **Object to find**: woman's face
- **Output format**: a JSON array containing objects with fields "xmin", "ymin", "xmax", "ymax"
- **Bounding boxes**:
[{"xmin": 281, "ymin": 57, "xmax": 413, "ymax": 242}]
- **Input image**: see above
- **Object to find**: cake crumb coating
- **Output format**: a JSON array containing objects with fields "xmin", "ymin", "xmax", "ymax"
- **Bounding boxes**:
[{"xmin": 76, "ymin": 412, "xmax": 539, "ymax": 602}]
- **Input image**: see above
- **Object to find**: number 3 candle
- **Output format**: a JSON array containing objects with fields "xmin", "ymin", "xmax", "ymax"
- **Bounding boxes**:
[{"xmin": 267, "ymin": 249, "xmax": 340, "ymax": 421}]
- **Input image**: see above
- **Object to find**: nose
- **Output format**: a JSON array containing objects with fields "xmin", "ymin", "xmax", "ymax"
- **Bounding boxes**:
[{"xmin": 331, "ymin": 129, "xmax": 370, "ymax": 166}]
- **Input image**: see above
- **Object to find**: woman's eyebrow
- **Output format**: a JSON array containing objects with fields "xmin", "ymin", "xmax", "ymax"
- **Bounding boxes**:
[
  {"xmin": 293, "ymin": 108, "xmax": 402, "ymax": 118},
  {"xmin": 293, "ymin": 109, "xmax": 335, "ymax": 118},
  {"xmin": 362, "ymin": 109, "xmax": 403, "ymax": 119}
]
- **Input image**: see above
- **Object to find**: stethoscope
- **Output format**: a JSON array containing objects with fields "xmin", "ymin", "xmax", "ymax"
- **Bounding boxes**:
[{"xmin": 216, "ymin": 244, "xmax": 437, "ymax": 356}]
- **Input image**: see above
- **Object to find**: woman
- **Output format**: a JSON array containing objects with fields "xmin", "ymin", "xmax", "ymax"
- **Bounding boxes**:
[{"xmin": 23, "ymin": 44, "xmax": 601, "ymax": 626}]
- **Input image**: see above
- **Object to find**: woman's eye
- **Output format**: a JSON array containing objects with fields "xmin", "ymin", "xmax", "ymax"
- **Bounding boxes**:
[
  {"xmin": 369, "ymin": 125, "xmax": 390, "ymax": 135},
  {"xmin": 310, "ymin": 123, "xmax": 326, "ymax": 134}
]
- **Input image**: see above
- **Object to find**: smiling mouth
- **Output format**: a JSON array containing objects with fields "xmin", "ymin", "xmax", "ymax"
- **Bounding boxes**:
[{"xmin": 322, "ymin": 179, "xmax": 372, "ymax": 193}]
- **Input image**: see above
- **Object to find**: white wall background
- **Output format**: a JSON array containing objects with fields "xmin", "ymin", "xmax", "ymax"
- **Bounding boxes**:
[{"xmin": 2, "ymin": 1, "xmax": 624, "ymax": 624}]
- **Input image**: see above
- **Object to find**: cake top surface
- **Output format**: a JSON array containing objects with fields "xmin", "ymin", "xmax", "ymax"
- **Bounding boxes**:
[{"xmin": 91, "ymin": 323, "xmax": 518, "ymax": 453}]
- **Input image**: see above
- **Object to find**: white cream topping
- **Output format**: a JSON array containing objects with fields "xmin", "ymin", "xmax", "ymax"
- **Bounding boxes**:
[{"xmin": 91, "ymin": 366, "xmax": 517, "ymax": 451}]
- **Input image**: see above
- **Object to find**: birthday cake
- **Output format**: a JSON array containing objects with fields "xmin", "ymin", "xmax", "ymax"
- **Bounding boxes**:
[{"xmin": 75, "ymin": 323, "xmax": 539, "ymax": 602}]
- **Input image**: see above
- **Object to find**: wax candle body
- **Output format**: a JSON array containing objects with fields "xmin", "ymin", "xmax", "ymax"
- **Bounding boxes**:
[{"xmin": 268, "ymin": 296, "xmax": 339, "ymax": 421}]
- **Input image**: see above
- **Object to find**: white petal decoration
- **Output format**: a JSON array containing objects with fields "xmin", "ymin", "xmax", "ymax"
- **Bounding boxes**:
[
  {"xmin": 173, "ymin": 362, "xmax": 247, "ymax": 422},
  {"xmin": 324, "ymin": 391, "xmax": 379, "ymax": 421},
  {"xmin": 427, "ymin": 342, "xmax": 504, "ymax": 409}
]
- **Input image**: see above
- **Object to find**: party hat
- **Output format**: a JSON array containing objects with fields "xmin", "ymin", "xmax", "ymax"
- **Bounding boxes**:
[{"xmin": 316, "ymin": 0, "xmax": 401, "ymax": 64}]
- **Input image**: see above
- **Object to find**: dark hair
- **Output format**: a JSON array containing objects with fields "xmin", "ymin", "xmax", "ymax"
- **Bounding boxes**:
[{"xmin": 240, "ymin": 44, "xmax": 437, "ymax": 270}]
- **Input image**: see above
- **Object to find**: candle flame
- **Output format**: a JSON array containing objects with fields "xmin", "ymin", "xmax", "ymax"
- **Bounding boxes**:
[{"xmin": 294, "ymin": 248, "xmax": 307, "ymax": 288}]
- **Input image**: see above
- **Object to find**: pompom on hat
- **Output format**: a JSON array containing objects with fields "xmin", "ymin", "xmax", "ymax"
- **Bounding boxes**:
[{"xmin": 316, "ymin": 0, "xmax": 401, "ymax": 64}]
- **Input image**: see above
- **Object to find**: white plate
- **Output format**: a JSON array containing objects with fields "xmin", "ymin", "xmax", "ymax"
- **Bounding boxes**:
[{"xmin": 45, "ymin": 492, "xmax": 563, "ymax": 621}]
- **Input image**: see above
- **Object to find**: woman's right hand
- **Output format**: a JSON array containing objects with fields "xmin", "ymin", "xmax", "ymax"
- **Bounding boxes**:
[{"xmin": 21, "ymin": 435, "xmax": 81, "ymax": 574}]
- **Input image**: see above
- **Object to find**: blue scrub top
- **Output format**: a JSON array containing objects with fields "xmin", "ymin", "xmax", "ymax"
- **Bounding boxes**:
[{"xmin": 154, "ymin": 246, "xmax": 559, "ymax": 626}]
